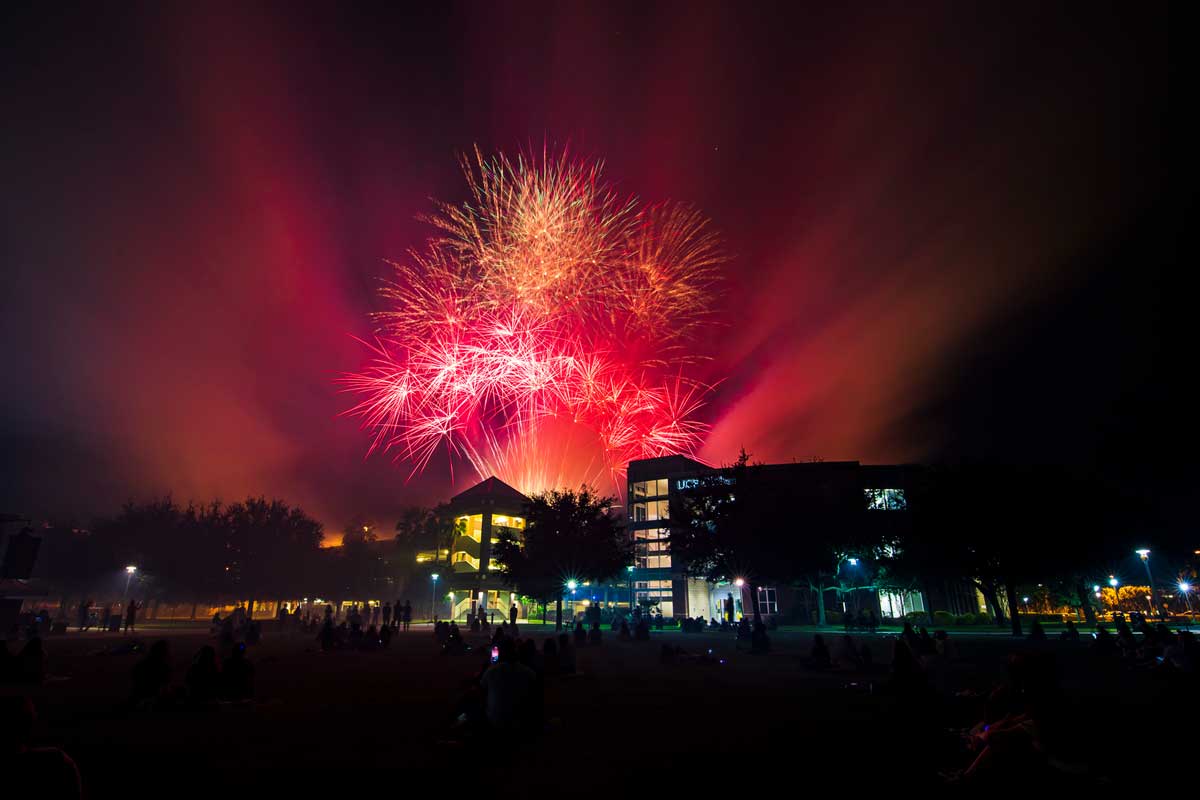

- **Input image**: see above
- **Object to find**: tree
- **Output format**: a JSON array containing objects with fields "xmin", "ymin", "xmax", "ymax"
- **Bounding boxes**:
[
  {"xmin": 492, "ymin": 487, "xmax": 631, "ymax": 630},
  {"xmin": 670, "ymin": 452, "xmax": 882, "ymax": 624}
]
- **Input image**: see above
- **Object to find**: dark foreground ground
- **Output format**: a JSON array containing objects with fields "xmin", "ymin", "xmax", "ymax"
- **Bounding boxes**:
[{"xmin": 3, "ymin": 624, "xmax": 1186, "ymax": 795}]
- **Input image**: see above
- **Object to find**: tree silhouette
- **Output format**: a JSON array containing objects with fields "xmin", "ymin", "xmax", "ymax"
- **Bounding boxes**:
[{"xmin": 492, "ymin": 487, "xmax": 630, "ymax": 630}]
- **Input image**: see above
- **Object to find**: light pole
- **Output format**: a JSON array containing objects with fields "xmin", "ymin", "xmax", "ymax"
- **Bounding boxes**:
[
  {"xmin": 1179, "ymin": 581, "xmax": 1195, "ymax": 624},
  {"xmin": 626, "ymin": 565, "xmax": 635, "ymax": 615},
  {"xmin": 430, "ymin": 573, "xmax": 439, "ymax": 623},
  {"xmin": 124, "ymin": 565, "xmax": 137, "ymax": 596},
  {"xmin": 1136, "ymin": 549, "xmax": 1156, "ymax": 616},
  {"xmin": 1109, "ymin": 576, "xmax": 1119, "ymax": 617},
  {"xmin": 735, "ymin": 577, "xmax": 745, "ymax": 621}
]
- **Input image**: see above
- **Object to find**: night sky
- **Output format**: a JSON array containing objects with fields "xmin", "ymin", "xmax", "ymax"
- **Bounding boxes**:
[{"xmin": 1, "ymin": 2, "xmax": 1176, "ymax": 538}]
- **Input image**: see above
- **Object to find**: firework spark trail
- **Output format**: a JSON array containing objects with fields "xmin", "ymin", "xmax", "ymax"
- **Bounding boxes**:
[{"xmin": 342, "ymin": 147, "xmax": 724, "ymax": 497}]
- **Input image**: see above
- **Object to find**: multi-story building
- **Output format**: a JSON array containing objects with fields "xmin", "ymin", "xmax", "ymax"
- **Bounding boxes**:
[
  {"xmin": 626, "ymin": 455, "xmax": 944, "ymax": 622},
  {"xmin": 441, "ymin": 476, "xmax": 530, "ymax": 621}
]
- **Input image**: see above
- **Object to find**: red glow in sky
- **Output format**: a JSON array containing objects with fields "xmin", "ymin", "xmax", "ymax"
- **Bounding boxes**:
[{"xmin": 0, "ymin": 3, "xmax": 1170, "ymax": 539}]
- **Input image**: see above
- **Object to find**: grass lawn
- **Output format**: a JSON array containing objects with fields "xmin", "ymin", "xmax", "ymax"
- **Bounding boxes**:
[{"xmin": 3, "ymin": 622, "xmax": 1181, "ymax": 795}]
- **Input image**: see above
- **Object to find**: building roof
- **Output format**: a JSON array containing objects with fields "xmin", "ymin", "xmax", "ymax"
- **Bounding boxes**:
[
  {"xmin": 627, "ymin": 455, "xmax": 709, "ymax": 480},
  {"xmin": 449, "ymin": 476, "xmax": 531, "ymax": 509}
]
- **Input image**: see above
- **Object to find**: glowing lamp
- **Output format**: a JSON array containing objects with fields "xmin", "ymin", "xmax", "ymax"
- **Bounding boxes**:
[
  {"xmin": 848, "ymin": 558, "xmax": 859, "ymax": 566},
  {"xmin": 734, "ymin": 578, "xmax": 745, "ymax": 587},
  {"xmin": 1180, "ymin": 582, "xmax": 1192, "ymax": 593},
  {"xmin": 125, "ymin": 565, "xmax": 137, "ymax": 574},
  {"xmin": 1136, "ymin": 548, "xmax": 1150, "ymax": 560},
  {"xmin": 1109, "ymin": 577, "xmax": 1118, "ymax": 588},
  {"xmin": 566, "ymin": 580, "xmax": 577, "ymax": 591}
]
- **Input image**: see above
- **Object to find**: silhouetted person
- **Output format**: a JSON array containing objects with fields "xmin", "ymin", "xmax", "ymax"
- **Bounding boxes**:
[
  {"xmin": 78, "ymin": 600, "xmax": 93, "ymax": 631},
  {"xmin": 480, "ymin": 638, "xmax": 536, "ymax": 730},
  {"xmin": 130, "ymin": 640, "xmax": 171, "ymax": 708},
  {"xmin": 1, "ymin": 696, "xmax": 82, "ymax": 799},
  {"xmin": 510, "ymin": 602, "xmax": 518, "ymax": 627},
  {"xmin": 402, "ymin": 600, "xmax": 412, "ymax": 631},
  {"xmin": 588, "ymin": 621, "xmax": 603, "ymax": 646},
  {"xmin": 1060, "ymin": 620, "xmax": 1079, "ymax": 641},
  {"xmin": 382, "ymin": 602, "xmax": 392, "ymax": 628},
  {"xmin": 751, "ymin": 619, "xmax": 770, "ymax": 654},
  {"xmin": 543, "ymin": 638, "xmax": 560, "ymax": 676},
  {"xmin": 618, "ymin": 620, "xmax": 632, "ymax": 641},
  {"xmin": 557, "ymin": 633, "xmax": 576, "ymax": 674},
  {"xmin": 807, "ymin": 634, "xmax": 831, "ymax": 669},
  {"xmin": 100, "ymin": 603, "xmax": 113, "ymax": 632},
  {"xmin": 887, "ymin": 639, "xmax": 926, "ymax": 697},
  {"xmin": 221, "ymin": 642, "xmax": 254, "ymax": 701},
  {"xmin": 379, "ymin": 623, "xmax": 393, "ymax": 648},
  {"xmin": 186, "ymin": 645, "xmax": 220, "ymax": 705},
  {"xmin": 319, "ymin": 617, "xmax": 336, "ymax": 651},
  {"xmin": 14, "ymin": 637, "xmax": 47, "ymax": 684},
  {"xmin": 574, "ymin": 621, "xmax": 587, "ymax": 647},
  {"xmin": 1028, "ymin": 619, "xmax": 1047, "ymax": 641},
  {"xmin": 124, "ymin": 600, "xmax": 140, "ymax": 633}
]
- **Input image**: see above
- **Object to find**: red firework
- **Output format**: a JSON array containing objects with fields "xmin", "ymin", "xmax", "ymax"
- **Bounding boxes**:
[{"xmin": 342, "ymin": 147, "xmax": 723, "ymax": 496}]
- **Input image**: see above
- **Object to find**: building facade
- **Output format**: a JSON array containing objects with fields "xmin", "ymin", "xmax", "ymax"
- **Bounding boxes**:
[
  {"xmin": 626, "ymin": 456, "xmax": 940, "ymax": 622},
  {"xmin": 442, "ymin": 477, "xmax": 530, "ymax": 621}
]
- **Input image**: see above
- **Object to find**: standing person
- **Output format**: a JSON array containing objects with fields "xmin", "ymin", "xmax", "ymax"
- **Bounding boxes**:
[
  {"xmin": 382, "ymin": 602, "xmax": 392, "ymax": 629},
  {"xmin": 100, "ymin": 603, "xmax": 112, "ymax": 632},
  {"xmin": 124, "ymin": 600, "xmax": 140, "ymax": 633},
  {"xmin": 78, "ymin": 599, "xmax": 93, "ymax": 632},
  {"xmin": 372, "ymin": 603, "xmax": 381, "ymax": 628},
  {"xmin": 509, "ymin": 602, "xmax": 518, "ymax": 627},
  {"xmin": 402, "ymin": 600, "xmax": 412, "ymax": 632}
]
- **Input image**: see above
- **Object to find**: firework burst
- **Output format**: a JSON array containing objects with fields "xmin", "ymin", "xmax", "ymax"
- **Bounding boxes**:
[{"xmin": 342, "ymin": 147, "xmax": 724, "ymax": 496}]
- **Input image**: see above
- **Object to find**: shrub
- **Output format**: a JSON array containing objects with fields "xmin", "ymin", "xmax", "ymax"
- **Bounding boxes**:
[
  {"xmin": 954, "ymin": 613, "xmax": 975, "ymax": 626},
  {"xmin": 904, "ymin": 611, "xmax": 930, "ymax": 626},
  {"xmin": 976, "ymin": 613, "xmax": 994, "ymax": 626},
  {"xmin": 933, "ymin": 610, "xmax": 956, "ymax": 627}
]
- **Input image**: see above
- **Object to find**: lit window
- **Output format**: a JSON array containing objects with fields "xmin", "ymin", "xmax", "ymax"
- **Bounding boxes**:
[
  {"xmin": 756, "ymin": 588, "xmax": 778, "ymax": 615},
  {"xmin": 631, "ymin": 478, "xmax": 670, "ymax": 499},
  {"xmin": 865, "ymin": 488, "xmax": 907, "ymax": 511}
]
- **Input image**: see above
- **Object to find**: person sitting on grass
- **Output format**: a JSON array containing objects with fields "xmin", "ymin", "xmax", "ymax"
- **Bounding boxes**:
[
  {"xmin": 480, "ymin": 638, "xmax": 536, "ymax": 731},
  {"xmin": 1, "ymin": 696, "xmax": 82, "ymax": 799},
  {"xmin": 588, "ymin": 621, "xmax": 603, "ymax": 646},
  {"xmin": 130, "ymin": 640, "xmax": 171, "ymax": 709},
  {"xmin": 1059, "ymin": 620, "xmax": 1079, "ymax": 641},
  {"xmin": 618, "ymin": 620, "xmax": 632, "ymax": 641},
  {"xmin": 1028, "ymin": 620, "xmax": 1047, "ymax": 641},
  {"xmin": 542, "ymin": 638, "xmax": 560, "ymax": 677},
  {"xmin": 221, "ymin": 642, "xmax": 254, "ymax": 701},
  {"xmin": 557, "ymin": 633, "xmax": 577, "ymax": 675},
  {"xmin": 805, "ymin": 634, "xmax": 831, "ymax": 670},
  {"xmin": 750, "ymin": 619, "xmax": 770, "ymax": 654},
  {"xmin": 573, "ymin": 620, "xmax": 588, "ymax": 647},
  {"xmin": 886, "ymin": 639, "xmax": 927, "ymax": 698},
  {"xmin": 186, "ymin": 645, "xmax": 221, "ymax": 705},
  {"xmin": 835, "ymin": 634, "xmax": 860, "ymax": 669}
]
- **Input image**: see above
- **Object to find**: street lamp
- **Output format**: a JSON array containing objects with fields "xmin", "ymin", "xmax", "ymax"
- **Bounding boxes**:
[
  {"xmin": 1109, "ymin": 576, "xmax": 1119, "ymax": 616},
  {"xmin": 430, "ymin": 573, "xmax": 439, "ymax": 624},
  {"xmin": 1179, "ymin": 581, "xmax": 1195, "ymax": 623},
  {"xmin": 626, "ymin": 565, "xmax": 635, "ymax": 612},
  {"xmin": 1136, "ymin": 549, "xmax": 1156, "ymax": 616},
  {"xmin": 124, "ymin": 565, "xmax": 137, "ymax": 596}
]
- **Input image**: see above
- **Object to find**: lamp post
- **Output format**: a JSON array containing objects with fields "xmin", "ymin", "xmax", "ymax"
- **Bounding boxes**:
[
  {"xmin": 1136, "ymin": 549, "xmax": 1156, "ymax": 616},
  {"xmin": 1179, "ymin": 581, "xmax": 1195, "ymax": 624},
  {"xmin": 735, "ymin": 577, "xmax": 745, "ymax": 621},
  {"xmin": 626, "ymin": 565, "xmax": 635, "ymax": 615},
  {"xmin": 430, "ymin": 573, "xmax": 439, "ymax": 624},
  {"xmin": 124, "ymin": 565, "xmax": 137, "ymax": 596},
  {"xmin": 1108, "ymin": 576, "xmax": 1119, "ymax": 617}
]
